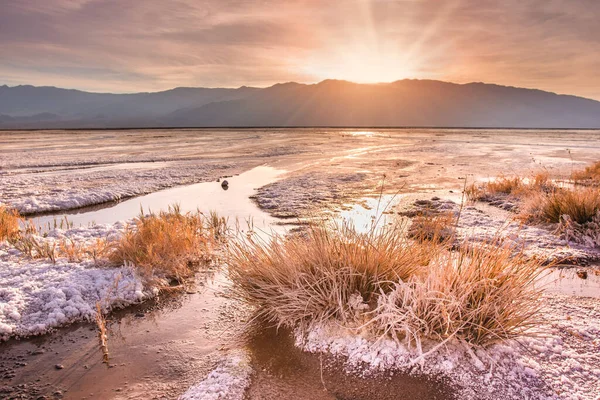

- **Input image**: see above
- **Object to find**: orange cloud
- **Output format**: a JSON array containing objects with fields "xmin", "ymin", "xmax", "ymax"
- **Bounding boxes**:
[{"xmin": 1, "ymin": 0, "xmax": 598, "ymax": 99}]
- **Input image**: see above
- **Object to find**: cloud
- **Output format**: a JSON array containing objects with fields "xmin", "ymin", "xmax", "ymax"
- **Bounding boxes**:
[{"xmin": 0, "ymin": 0, "xmax": 598, "ymax": 99}]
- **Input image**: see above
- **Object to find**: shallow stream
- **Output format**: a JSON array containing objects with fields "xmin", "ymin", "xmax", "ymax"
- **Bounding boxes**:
[{"xmin": 30, "ymin": 166, "xmax": 283, "ymax": 231}]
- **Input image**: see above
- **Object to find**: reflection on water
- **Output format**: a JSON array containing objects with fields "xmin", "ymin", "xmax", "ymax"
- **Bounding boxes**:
[
  {"xmin": 541, "ymin": 267, "xmax": 600, "ymax": 298},
  {"xmin": 0, "ymin": 271, "xmax": 242, "ymax": 399},
  {"xmin": 245, "ymin": 326, "xmax": 453, "ymax": 400},
  {"xmin": 336, "ymin": 195, "xmax": 402, "ymax": 233},
  {"xmin": 30, "ymin": 166, "xmax": 285, "ymax": 232}
]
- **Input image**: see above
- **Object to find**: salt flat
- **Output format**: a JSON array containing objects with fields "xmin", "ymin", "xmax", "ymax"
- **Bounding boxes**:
[
  {"xmin": 2, "ymin": 128, "xmax": 599, "ymax": 215},
  {"xmin": 1, "ymin": 128, "xmax": 600, "ymax": 400}
]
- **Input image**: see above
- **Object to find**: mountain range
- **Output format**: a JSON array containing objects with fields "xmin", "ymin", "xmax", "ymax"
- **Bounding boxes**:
[{"xmin": 1, "ymin": 80, "xmax": 599, "ymax": 129}]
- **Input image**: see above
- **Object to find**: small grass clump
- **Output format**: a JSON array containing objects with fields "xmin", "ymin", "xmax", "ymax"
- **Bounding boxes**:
[
  {"xmin": 531, "ymin": 187, "xmax": 600, "ymax": 225},
  {"xmin": 572, "ymin": 161, "xmax": 600, "ymax": 185},
  {"xmin": 59, "ymin": 237, "xmax": 111, "ymax": 263},
  {"xmin": 520, "ymin": 187, "xmax": 600, "ymax": 247},
  {"xmin": 466, "ymin": 175, "xmax": 524, "ymax": 201},
  {"xmin": 109, "ymin": 206, "xmax": 217, "ymax": 284},
  {"xmin": 467, "ymin": 172, "xmax": 554, "ymax": 203},
  {"xmin": 485, "ymin": 175, "xmax": 525, "ymax": 196},
  {"xmin": 229, "ymin": 221, "xmax": 544, "ymax": 347},
  {"xmin": 0, "ymin": 205, "xmax": 21, "ymax": 242}
]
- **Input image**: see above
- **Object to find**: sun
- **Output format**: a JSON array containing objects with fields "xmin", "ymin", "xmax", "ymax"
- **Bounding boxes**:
[{"xmin": 303, "ymin": 46, "xmax": 419, "ymax": 84}]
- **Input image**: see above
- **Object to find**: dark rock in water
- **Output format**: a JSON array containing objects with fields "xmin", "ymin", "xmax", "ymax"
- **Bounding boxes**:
[
  {"xmin": 576, "ymin": 270, "xmax": 588, "ymax": 280},
  {"xmin": 221, "ymin": 180, "xmax": 229, "ymax": 189}
]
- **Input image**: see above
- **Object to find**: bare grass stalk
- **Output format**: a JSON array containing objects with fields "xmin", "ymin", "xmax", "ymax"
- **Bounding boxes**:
[{"xmin": 95, "ymin": 302, "xmax": 109, "ymax": 364}]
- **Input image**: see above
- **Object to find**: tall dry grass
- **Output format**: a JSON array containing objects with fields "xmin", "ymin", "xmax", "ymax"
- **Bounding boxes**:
[
  {"xmin": 4, "ymin": 204, "xmax": 225, "ymax": 281},
  {"xmin": 109, "ymin": 206, "xmax": 219, "ymax": 284},
  {"xmin": 0, "ymin": 205, "xmax": 21, "ymax": 242},
  {"xmin": 228, "ymin": 221, "xmax": 435, "ymax": 327},
  {"xmin": 228, "ymin": 221, "xmax": 544, "ymax": 347}
]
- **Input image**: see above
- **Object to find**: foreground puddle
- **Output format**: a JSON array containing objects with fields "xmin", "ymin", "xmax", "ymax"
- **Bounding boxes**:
[
  {"xmin": 542, "ymin": 267, "xmax": 600, "ymax": 298},
  {"xmin": 30, "ymin": 166, "xmax": 284, "ymax": 231},
  {"xmin": 246, "ymin": 326, "xmax": 454, "ymax": 400},
  {"xmin": 0, "ymin": 272, "xmax": 244, "ymax": 399}
]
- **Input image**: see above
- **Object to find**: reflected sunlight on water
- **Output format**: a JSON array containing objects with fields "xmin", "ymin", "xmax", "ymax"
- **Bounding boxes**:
[{"xmin": 336, "ymin": 194, "xmax": 402, "ymax": 233}]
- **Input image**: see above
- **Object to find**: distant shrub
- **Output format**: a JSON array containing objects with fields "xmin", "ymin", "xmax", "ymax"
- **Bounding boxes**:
[
  {"xmin": 468, "ymin": 172, "xmax": 555, "ymax": 203},
  {"xmin": 572, "ymin": 161, "xmax": 600, "ymax": 185}
]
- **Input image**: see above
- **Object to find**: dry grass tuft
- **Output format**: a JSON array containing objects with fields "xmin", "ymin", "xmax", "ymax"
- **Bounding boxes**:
[
  {"xmin": 228, "ymin": 221, "xmax": 544, "ymax": 347},
  {"xmin": 59, "ymin": 237, "xmax": 111, "ymax": 263},
  {"xmin": 572, "ymin": 161, "xmax": 600, "ymax": 185},
  {"xmin": 523, "ymin": 187, "xmax": 600, "ymax": 225},
  {"xmin": 228, "ymin": 221, "xmax": 434, "ymax": 328},
  {"xmin": 109, "ymin": 206, "xmax": 216, "ymax": 284},
  {"xmin": 467, "ymin": 171, "xmax": 554, "ymax": 202},
  {"xmin": 485, "ymin": 175, "xmax": 525, "ymax": 196},
  {"xmin": 0, "ymin": 205, "xmax": 21, "ymax": 242},
  {"xmin": 373, "ymin": 242, "xmax": 544, "ymax": 347}
]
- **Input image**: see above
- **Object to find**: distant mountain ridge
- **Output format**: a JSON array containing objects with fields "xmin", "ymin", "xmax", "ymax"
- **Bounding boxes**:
[{"xmin": 1, "ymin": 80, "xmax": 600, "ymax": 129}]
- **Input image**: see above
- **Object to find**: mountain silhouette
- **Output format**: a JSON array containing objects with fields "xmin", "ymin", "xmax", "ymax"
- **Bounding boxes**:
[{"xmin": 1, "ymin": 80, "xmax": 599, "ymax": 129}]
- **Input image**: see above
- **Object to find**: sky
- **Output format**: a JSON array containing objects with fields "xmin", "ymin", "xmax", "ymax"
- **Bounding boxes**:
[{"xmin": 1, "ymin": 0, "xmax": 599, "ymax": 100}]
